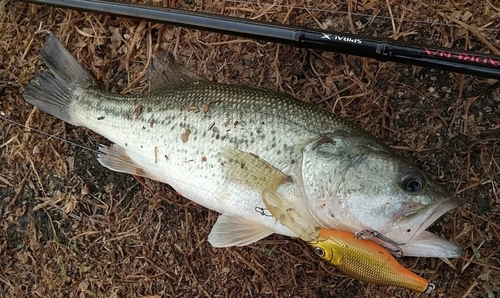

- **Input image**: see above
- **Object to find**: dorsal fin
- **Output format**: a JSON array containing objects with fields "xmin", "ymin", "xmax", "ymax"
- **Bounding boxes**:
[{"xmin": 146, "ymin": 51, "xmax": 205, "ymax": 91}]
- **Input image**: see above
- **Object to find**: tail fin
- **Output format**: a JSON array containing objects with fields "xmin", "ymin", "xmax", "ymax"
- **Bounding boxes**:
[{"xmin": 23, "ymin": 33, "xmax": 96, "ymax": 126}]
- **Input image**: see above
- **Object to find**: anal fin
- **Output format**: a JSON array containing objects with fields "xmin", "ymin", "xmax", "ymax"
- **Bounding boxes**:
[
  {"xmin": 208, "ymin": 213, "xmax": 274, "ymax": 247},
  {"xmin": 97, "ymin": 144, "xmax": 152, "ymax": 179}
]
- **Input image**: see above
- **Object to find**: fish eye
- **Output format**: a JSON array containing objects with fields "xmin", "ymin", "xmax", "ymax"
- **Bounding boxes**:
[
  {"xmin": 314, "ymin": 246, "xmax": 325, "ymax": 257},
  {"xmin": 402, "ymin": 174, "xmax": 425, "ymax": 193}
]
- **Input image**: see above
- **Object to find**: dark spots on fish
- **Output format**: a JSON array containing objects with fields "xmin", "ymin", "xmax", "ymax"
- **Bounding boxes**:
[
  {"xmin": 208, "ymin": 122, "xmax": 215, "ymax": 131},
  {"xmin": 165, "ymin": 155, "xmax": 169, "ymax": 160},
  {"xmin": 181, "ymin": 128, "xmax": 191, "ymax": 143},
  {"xmin": 277, "ymin": 150, "xmax": 281, "ymax": 155},
  {"xmin": 202, "ymin": 156, "xmax": 207, "ymax": 163},
  {"xmin": 202, "ymin": 103, "xmax": 210, "ymax": 114},
  {"xmin": 261, "ymin": 121, "xmax": 265, "ymax": 125},
  {"xmin": 97, "ymin": 116, "xmax": 105, "ymax": 120},
  {"xmin": 142, "ymin": 126, "xmax": 146, "ymax": 130},
  {"xmin": 215, "ymin": 134, "xmax": 220, "ymax": 140},
  {"xmin": 221, "ymin": 135, "xmax": 226, "ymax": 141},
  {"xmin": 240, "ymin": 162, "xmax": 245, "ymax": 169},
  {"xmin": 136, "ymin": 168, "xmax": 146, "ymax": 176},
  {"xmin": 187, "ymin": 104, "xmax": 200, "ymax": 113},
  {"xmin": 125, "ymin": 142, "xmax": 128, "ymax": 146},
  {"xmin": 291, "ymin": 159, "xmax": 295, "ymax": 164},
  {"xmin": 140, "ymin": 145, "xmax": 143, "ymax": 148},
  {"xmin": 234, "ymin": 121, "xmax": 239, "ymax": 126},
  {"xmin": 407, "ymin": 229, "xmax": 411, "ymax": 233},
  {"xmin": 150, "ymin": 119, "xmax": 155, "ymax": 128},
  {"xmin": 257, "ymin": 130, "xmax": 262, "ymax": 133},
  {"xmin": 134, "ymin": 104, "xmax": 143, "ymax": 119},
  {"xmin": 202, "ymin": 100, "xmax": 220, "ymax": 114}
]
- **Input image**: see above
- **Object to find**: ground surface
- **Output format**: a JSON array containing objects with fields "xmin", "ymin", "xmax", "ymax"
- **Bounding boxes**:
[{"xmin": 1, "ymin": 0, "xmax": 499, "ymax": 297}]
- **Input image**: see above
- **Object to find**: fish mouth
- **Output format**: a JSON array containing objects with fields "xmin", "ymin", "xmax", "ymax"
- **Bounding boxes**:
[
  {"xmin": 383, "ymin": 196, "xmax": 463, "ymax": 258},
  {"xmin": 398, "ymin": 231, "xmax": 463, "ymax": 258},
  {"xmin": 412, "ymin": 196, "xmax": 461, "ymax": 243},
  {"xmin": 404, "ymin": 197, "xmax": 463, "ymax": 258}
]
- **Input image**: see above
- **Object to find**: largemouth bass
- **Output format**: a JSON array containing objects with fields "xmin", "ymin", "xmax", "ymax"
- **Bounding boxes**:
[{"xmin": 23, "ymin": 33, "xmax": 462, "ymax": 257}]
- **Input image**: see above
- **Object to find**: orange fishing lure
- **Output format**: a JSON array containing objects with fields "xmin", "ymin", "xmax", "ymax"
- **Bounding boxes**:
[{"xmin": 310, "ymin": 228, "xmax": 434, "ymax": 293}]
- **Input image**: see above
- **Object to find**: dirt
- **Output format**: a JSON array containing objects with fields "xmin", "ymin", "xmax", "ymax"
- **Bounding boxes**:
[{"xmin": 1, "ymin": 0, "xmax": 499, "ymax": 297}]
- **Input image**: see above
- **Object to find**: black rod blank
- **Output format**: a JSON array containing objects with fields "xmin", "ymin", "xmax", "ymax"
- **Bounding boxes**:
[{"xmin": 20, "ymin": 0, "xmax": 500, "ymax": 79}]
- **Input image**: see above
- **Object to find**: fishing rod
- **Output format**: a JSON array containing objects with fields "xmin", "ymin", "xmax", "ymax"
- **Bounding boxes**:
[{"xmin": 19, "ymin": 0, "xmax": 500, "ymax": 79}]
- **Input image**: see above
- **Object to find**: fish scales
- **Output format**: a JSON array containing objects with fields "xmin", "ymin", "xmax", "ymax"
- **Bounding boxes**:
[{"xmin": 75, "ymin": 81, "xmax": 368, "ymax": 215}]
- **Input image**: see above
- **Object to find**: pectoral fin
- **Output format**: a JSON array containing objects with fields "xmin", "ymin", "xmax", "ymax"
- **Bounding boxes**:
[
  {"xmin": 262, "ymin": 189, "xmax": 319, "ymax": 242},
  {"xmin": 208, "ymin": 213, "xmax": 274, "ymax": 247},
  {"xmin": 220, "ymin": 147, "xmax": 292, "ymax": 191}
]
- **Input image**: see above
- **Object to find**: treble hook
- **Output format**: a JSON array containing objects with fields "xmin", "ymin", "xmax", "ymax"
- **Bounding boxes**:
[{"xmin": 354, "ymin": 229, "xmax": 406, "ymax": 257}]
